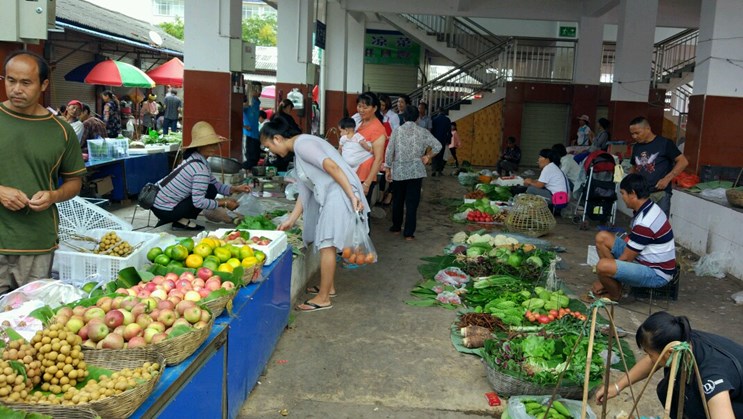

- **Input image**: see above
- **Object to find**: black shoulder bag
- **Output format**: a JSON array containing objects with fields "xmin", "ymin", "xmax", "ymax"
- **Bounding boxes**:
[{"xmin": 138, "ymin": 160, "xmax": 200, "ymax": 209}]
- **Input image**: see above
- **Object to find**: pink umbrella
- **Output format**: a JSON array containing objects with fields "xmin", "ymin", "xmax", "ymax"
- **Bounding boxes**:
[{"xmin": 260, "ymin": 85, "xmax": 276, "ymax": 100}]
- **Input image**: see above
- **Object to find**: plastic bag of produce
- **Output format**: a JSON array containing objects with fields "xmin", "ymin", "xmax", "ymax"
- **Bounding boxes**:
[
  {"xmin": 507, "ymin": 395, "xmax": 595, "ymax": 419},
  {"xmin": 693, "ymin": 250, "xmax": 728, "ymax": 279},
  {"xmin": 340, "ymin": 212, "xmax": 377, "ymax": 266},
  {"xmin": 0, "ymin": 280, "xmax": 86, "ymax": 312},
  {"xmin": 434, "ymin": 267, "xmax": 470, "ymax": 286}
]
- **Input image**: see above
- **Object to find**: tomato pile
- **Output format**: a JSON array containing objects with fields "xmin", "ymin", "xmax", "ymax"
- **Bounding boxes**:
[
  {"xmin": 524, "ymin": 308, "xmax": 587, "ymax": 324},
  {"xmin": 466, "ymin": 210, "xmax": 495, "ymax": 223}
]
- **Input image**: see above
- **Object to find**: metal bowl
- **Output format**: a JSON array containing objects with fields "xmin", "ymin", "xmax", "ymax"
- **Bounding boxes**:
[{"xmin": 208, "ymin": 156, "xmax": 242, "ymax": 174}]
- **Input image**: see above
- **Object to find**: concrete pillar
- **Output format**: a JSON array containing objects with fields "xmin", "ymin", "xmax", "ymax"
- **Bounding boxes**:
[
  {"xmin": 608, "ymin": 0, "xmax": 665, "ymax": 141},
  {"xmin": 574, "ymin": 16, "xmax": 603, "ymax": 85},
  {"xmin": 569, "ymin": 16, "xmax": 604, "ymax": 139},
  {"xmin": 183, "ymin": 0, "xmax": 244, "ymax": 159},
  {"xmin": 322, "ymin": 6, "xmax": 365, "ymax": 133},
  {"xmin": 276, "ymin": 0, "xmax": 314, "ymax": 132},
  {"xmin": 346, "ymin": 13, "xmax": 365, "ymax": 95},
  {"xmin": 323, "ymin": 1, "xmax": 349, "ymax": 134},
  {"xmin": 685, "ymin": 0, "xmax": 743, "ymax": 172}
]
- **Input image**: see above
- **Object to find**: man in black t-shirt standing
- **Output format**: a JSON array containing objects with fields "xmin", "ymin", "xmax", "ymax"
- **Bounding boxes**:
[{"xmin": 629, "ymin": 116, "xmax": 688, "ymax": 216}]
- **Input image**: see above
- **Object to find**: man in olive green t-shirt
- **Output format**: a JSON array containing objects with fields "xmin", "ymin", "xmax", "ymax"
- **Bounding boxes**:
[{"xmin": 0, "ymin": 50, "xmax": 86, "ymax": 295}]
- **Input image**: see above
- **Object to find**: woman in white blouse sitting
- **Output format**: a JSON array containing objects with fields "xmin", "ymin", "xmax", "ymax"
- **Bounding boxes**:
[{"xmin": 523, "ymin": 149, "xmax": 570, "ymax": 201}]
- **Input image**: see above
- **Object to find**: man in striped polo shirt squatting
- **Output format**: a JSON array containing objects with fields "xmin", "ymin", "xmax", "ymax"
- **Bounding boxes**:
[{"xmin": 588, "ymin": 173, "xmax": 676, "ymax": 302}]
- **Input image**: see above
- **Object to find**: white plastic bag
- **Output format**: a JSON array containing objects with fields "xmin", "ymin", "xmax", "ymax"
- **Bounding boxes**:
[
  {"xmin": 699, "ymin": 187, "xmax": 729, "ymax": 203},
  {"xmin": 235, "ymin": 192, "xmax": 264, "ymax": 216},
  {"xmin": 731, "ymin": 291, "xmax": 743, "ymax": 305},
  {"xmin": 284, "ymin": 183, "xmax": 298, "ymax": 201},
  {"xmin": 0, "ymin": 280, "xmax": 86, "ymax": 312},
  {"xmin": 693, "ymin": 251, "xmax": 728, "ymax": 279}
]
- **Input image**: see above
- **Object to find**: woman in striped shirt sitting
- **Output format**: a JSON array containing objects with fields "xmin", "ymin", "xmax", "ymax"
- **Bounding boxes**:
[{"xmin": 151, "ymin": 121, "xmax": 251, "ymax": 231}]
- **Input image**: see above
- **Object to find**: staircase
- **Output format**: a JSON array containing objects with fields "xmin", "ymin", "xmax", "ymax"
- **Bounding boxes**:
[
  {"xmin": 652, "ymin": 29, "xmax": 698, "ymax": 141},
  {"xmin": 385, "ymin": 12, "xmax": 699, "ymax": 124},
  {"xmin": 378, "ymin": 13, "xmax": 509, "ymax": 66}
]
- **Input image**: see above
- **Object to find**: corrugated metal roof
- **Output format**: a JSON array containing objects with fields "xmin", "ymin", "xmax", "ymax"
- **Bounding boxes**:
[{"xmin": 56, "ymin": 0, "xmax": 184, "ymax": 54}]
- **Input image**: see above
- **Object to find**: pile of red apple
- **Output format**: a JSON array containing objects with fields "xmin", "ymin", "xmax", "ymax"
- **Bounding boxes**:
[
  {"xmin": 54, "ymin": 295, "xmax": 212, "ymax": 350},
  {"xmin": 114, "ymin": 267, "xmax": 235, "ymax": 304}
]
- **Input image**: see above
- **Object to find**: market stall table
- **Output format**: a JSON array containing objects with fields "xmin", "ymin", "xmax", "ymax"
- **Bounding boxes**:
[
  {"xmin": 85, "ymin": 153, "xmax": 171, "ymax": 201},
  {"xmin": 130, "ymin": 247, "xmax": 292, "ymax": 418}
]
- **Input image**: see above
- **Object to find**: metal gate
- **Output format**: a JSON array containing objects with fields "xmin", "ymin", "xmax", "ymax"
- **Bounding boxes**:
[
  {"xmin": 49, "ymin": 50, "xmax": 97, "ymax": 111},
  {"xmin": 520, "ymin": 103, "xmax": 570, "ymax": 167}
]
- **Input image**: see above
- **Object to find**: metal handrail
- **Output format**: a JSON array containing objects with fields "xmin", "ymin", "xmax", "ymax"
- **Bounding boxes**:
[
  {"xmin": 410, "ymin": 38, "xmax": 576, "ymax": 113},
  {"xmin": 652, "ymin": 29, "xmax": 698, "ymax": 86},
  {"xmin": 400, "ymin": 14, "xmax": 509, "ymax": 60}
]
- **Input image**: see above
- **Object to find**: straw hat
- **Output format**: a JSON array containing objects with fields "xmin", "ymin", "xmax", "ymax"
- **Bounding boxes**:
[
  {"xmin": 578, "ymin": 114, "xmax": 590, "ymax": 122},
  {"xmin": 185, "ymin": 121, "xmax": 230, "ymax": 149}
]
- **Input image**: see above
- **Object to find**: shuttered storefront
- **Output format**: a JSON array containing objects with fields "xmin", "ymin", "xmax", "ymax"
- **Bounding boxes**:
[
  {"xmin": 363, "ymin": 64, "xmax": 417, "ymax": 94},
  {"xmin": 520, "ymin": 103, "xmax": 570, "ymax": 167},
  {"xmin": 49, "ymin": 50, "xmax": 97, "ymax": 110}
]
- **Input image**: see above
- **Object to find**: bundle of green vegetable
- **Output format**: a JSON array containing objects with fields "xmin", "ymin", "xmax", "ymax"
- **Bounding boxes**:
[
  {"xmin": 482, "ymin": 331, "xmax": 606, "ymax": 387},
  {"xmin": 475, "ymin": 184, "xmax": 513, "ymax": 202},
  {"xmin": 236, "ymin": 215, "xmax": 277, "ymax": 230}
]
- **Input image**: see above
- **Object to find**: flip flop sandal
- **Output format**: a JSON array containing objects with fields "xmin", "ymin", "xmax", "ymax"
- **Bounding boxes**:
[
  {"xmin": 306, "ymin": 285, "xmax": 336, "ymax": 298},
  {"xmin": 296, "ymin": 300, "xmax": 333, "ymax": 312}
]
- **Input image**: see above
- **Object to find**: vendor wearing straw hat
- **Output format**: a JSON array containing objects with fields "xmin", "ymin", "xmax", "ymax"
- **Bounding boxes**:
[{"xmin": 151, "ymin": 121, "xmax": 251, "ymax": 231}]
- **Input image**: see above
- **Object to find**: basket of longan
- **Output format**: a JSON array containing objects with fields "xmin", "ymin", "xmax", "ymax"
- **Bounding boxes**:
[
  {"xmin": 0, "ymin": 324, "xmax": 165, "ymax": 419},
  {"xmin": 0, "ymin": 403, "xmax": 99, "ymax": 418}
]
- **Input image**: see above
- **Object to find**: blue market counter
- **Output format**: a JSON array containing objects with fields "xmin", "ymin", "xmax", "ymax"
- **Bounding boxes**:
[
  {"xmin": 130, "ymin": 248, "xmax": 292, "ymax": 418},
  {"xmin": 86, "ymin": 153, "xmax": 171, "ymax": 201}
]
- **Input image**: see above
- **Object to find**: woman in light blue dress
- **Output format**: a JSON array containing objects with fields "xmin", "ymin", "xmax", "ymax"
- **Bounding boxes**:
[{"xmin": 260, "ymin": 118, "xmax": 369, "ymax": 311}]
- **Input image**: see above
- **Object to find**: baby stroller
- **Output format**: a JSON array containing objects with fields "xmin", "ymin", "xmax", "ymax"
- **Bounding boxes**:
[{"xmin": 573, "ymin": 150, "xmax": 618, "ymax": 230}]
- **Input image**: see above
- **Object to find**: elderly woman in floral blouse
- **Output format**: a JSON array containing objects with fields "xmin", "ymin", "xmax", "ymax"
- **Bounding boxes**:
[{"xmin": 384, "ymin": 121, "xmax": 442, "ymax": 240}]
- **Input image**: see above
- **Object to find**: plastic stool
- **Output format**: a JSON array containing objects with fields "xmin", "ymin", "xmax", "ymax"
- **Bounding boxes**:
[
  {"xmin": 630, "ymin": 269, "xmax": 681, "ymax": 314},
  {"xmin": 130, "ymin": 204, "xmax": 155, "ymax": 230}
]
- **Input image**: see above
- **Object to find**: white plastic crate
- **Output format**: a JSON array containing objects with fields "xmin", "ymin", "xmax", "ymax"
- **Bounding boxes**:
[
  {"xmin": 55, "ymin": 229, "xmax": 160, "ymax": 284},
  {"xmin": 198, "ymin": 228, "xmax": 288, "ymax": 265},
  {"xmin": 56, "ymin": 197, "xmax": 132, "ymax": 243}
]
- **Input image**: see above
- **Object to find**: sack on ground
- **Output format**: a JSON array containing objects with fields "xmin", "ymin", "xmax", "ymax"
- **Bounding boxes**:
[
  {"xmin": 138, "ymin": 183, "xmax": 160, "ymax": 209},
  {"xmin": 341, "ymin": 212, "xmax": 377, "ymax": 266}
]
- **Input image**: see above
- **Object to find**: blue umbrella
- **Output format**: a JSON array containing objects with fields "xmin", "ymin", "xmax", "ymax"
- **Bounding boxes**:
[{"xmin": 63, "ymin": 61, "xmax": 101, "ymax": 82}]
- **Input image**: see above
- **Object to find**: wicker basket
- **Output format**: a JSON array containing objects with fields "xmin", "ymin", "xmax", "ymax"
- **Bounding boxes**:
[
  {"xmin": 202, "ymin": 291, "xmax": 235, "ymax": 318},
  {"xmin": 249, "ymin": 262, "xmax": 265, "ymax": 283},
  {"xmin": 727, "ymin": 189, "xmax": 743, "ymax": 208},
  {"xmin": 505, "ymin": 194, "xmax": 556, "ymax": 237},
  {"xmin": 484, "ymin": 361, "xmax": 587, "ymax": 399},
  {"xmin": 4, "ymin": 349, "xmax": 165, "ymax": 419},
  {"xmin": 727, "ymin": 169, "xmax": 743, "ymax": 208},
  {"xmin": 84, "ymin": 318, "xmax": 213, "ymax": 366},
  {"xmin": 0, "ymin": 404, "xmax": 100, "ymax": 418}
]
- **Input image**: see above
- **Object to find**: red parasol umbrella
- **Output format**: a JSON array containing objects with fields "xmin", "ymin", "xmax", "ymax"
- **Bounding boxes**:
[{"xmin": 146, "ymin": 57, "xmax": 184, "ymax": 87}]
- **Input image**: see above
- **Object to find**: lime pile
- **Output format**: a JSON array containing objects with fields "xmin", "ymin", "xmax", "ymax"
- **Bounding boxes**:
[{"xmin": 146, "ymin": 237, "xmax": 265, "ymax": 274}]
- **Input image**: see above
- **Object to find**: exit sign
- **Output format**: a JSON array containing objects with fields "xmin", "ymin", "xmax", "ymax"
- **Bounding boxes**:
[{"xmin": 559, "ymin": 26, "xmax": 576, "ymax": 38}]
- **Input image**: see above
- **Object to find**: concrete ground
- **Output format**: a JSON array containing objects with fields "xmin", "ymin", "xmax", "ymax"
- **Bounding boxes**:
[{"xmin": 109, "ymin": 171, "xmax": 743, "ymax": 418}]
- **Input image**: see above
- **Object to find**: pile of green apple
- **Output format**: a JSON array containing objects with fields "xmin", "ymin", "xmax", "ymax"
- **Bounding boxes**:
[{"xmin": 55, "ymin": 294, "xmax": 212, "ymax": 350}]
